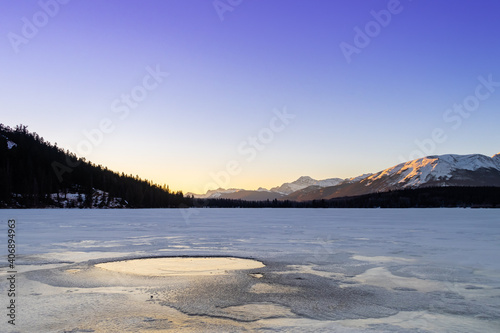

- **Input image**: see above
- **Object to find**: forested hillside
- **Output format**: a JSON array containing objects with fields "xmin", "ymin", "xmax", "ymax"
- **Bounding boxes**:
[{"xmin": 0, "ymin": 124, "xmax": 191, "ymax": 208}]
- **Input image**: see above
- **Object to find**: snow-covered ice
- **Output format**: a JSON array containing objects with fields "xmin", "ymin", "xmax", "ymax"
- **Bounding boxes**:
[{"xmin": 1, "ymin": 208, "xmax": 499, "ymax": 332}]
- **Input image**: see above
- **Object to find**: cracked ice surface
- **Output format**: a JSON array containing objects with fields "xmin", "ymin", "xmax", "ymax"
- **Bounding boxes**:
[{"xmin": 1, "ymin": 208, "xmax": 499, "ymax": 332}]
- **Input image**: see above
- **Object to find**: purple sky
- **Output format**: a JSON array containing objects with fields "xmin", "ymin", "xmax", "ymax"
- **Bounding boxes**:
[{"xmin": 2, "ymin": 0, "xmax": 500, "ymax": 193}]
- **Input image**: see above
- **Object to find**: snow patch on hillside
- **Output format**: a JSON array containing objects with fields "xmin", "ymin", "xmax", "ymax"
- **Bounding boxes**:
[
  {"xmin": 2, "ymin": 134, "xmax": 17, "ymax": 149},
  {"xmin": 50, "ymin": 189, "xmax": 127, "ymax": 208},
  {"xmin": 347, "ymin": 173, "xmax": 372, "ymax": 183}
]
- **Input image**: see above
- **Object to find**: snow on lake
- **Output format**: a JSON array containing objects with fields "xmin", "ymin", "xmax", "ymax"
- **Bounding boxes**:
[{"xmin": 1, "ymin": 208, "xmax": 499, "ymax": 332}]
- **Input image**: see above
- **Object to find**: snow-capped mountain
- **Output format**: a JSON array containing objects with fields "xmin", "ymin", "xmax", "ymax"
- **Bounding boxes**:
[
  {"xmin": 285, "ymin": 153, "xmax": 500, "ymax": 201},
  {"xmin": 270, "ymin": 176, "xmax": 344, "ymax": 195},
  {"xmin": 189, "ymin": 176, "xmax": 345, "ymax": 199},
  {"xmin": 363, "ymin": 154, "xmax": 500, "ymax": 188}
]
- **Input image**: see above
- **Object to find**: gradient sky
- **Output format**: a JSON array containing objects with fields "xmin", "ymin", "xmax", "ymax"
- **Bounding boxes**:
[{"xmin": 2, "ymin": 0, "xmax": 500, "ymax": 194}]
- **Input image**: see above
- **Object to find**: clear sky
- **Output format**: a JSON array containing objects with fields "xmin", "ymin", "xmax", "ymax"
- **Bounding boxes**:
[{"xmin": 2, "ymin": 0, "xmax": 500, "ymax": 194}]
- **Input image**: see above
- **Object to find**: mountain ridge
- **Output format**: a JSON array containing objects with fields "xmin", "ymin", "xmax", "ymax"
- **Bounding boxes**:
[
  {"xmin": 285, "ymin": 153, "xmax": 500, "ymax": 201},
  {"xmin": 186, "ymin": 175, "xmax": 345, "ymax": 199},
  {"xmin": 190, "ymin": 153, "xmax": 500, "ymax": 201}
]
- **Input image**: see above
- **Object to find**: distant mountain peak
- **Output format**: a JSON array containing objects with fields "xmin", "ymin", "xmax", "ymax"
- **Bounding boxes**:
[
  {"xmin": 190, "ymin": 176, "xmax": 345, "ymax": 198},
  {"xmin": 269, "ymin": 176, "xmax": 344, "ymax": 195},
  {"xmin": 295, "ymin": 176, "xmax": 314, "ymax": 182}
]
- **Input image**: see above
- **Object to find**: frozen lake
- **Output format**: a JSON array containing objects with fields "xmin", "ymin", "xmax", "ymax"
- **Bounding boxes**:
[{"xmin": 1, "ymin": 208, "xmax": 500, "ymax": 332}]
